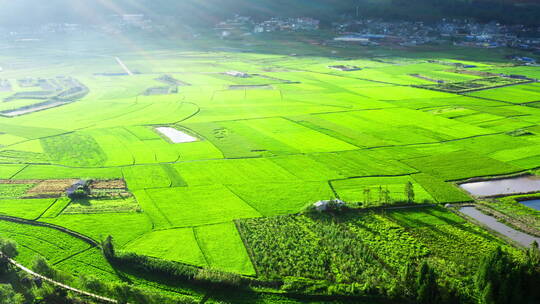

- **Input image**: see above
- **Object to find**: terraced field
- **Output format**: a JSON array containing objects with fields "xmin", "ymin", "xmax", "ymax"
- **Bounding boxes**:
[{"xmin": 0, "ymin": 37, "xmax": 539, "ymax": 303}]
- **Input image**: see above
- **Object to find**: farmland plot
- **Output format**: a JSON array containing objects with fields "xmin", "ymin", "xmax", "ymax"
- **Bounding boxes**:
[
  {"xmin": 145, "ymin": 185, "xmax": 261, "ymax": 227},
  {"xmin": 1, "ymin": 41, "xmax": 540, "ymax": 301},
  {"xmin": 0, "ymin": 183, "xmax": 35, "ymax": 198},
  {"xmin": 466, "ymin": 83, "xmax": 540, "ymax": 104},
  {"xmin": 124, "ymin": 228, "xmax": 207, "ymax": 266},
  {"xmin": 238, "ymin": 206, "xmax": 513, "ymax": 298},
  {"xmin": 42, "ymin": 212, "xmax": 152, "ymax": 247},
  {"xmin": 63, "ymin": 197, "xmax": 140, "ymax": 214},
  {"xmin": 194, "ymin": 222, "xmax": 256, "ymax": 275},
  {"xmin": 173, "ymin": 158, "xmax": 298, "ymax": 186},
  {"xmin": 12, "ymin": 165, "xmax": 122, "ymax": 180},
  {"xmin": 0, "ymin": 198, "xmax": 55, "ymax": 219},
  {"xmin": 331, "ymin": 176, "xmax": 434, "ymax": 204},
  {"xmin": 55, "ymin": 247, "xmax": 121, "ymax": 283},
  {"xmin": 41, "ymin": 133, "xmax": 107, "ymax": 167},
  {"xmin": 0, "ymin": 220, "xmax": 90, "ymax": 265},
  {"xmin": 402, "ymin": 150, "xmax": 523, "ymax": 181},
  {"xmin": 228, "ymin": 181, "xmax": 334, "ymax": 216}
]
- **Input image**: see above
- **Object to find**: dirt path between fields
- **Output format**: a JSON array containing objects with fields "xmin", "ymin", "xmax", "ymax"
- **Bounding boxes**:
[{"xmin": 2, "ymin": 254, "xmax": 119, "ymax": 303}]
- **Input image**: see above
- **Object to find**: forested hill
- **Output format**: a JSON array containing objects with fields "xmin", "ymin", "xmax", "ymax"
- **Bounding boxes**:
[{"xmin": 1, "ymin": 0, "xmax": 539, "ymax": 27}]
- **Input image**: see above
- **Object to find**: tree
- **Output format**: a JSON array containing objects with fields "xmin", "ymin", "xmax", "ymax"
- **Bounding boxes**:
[
  {"xmin": 363, "ymin": 188, "xmax": 371, "ymax": 206},
  {"xmin": 475, "ymin": 247, "xmax": 514, "ymax": 304},
  {"xmin": 102, "ymin": 235, "xmax": 115, "ymax": 260},
  {"xmin": 398, "ymin": 261, "xmax": 417, "ymax": 298},
  {"xmin": 0, "ymin": 239, "xmax": 18, "ymax": 258},
  {"xmin": 526, "ymin": 241, "xmax": 540, "ymax": 266},
  {"xmin": 80, "ymin": 275, "xmax": 107, "ymax": 294},
  {"xmin": 0, "ymin": 239, "xmax": 18, "ymax": 274},
  {"xmin": 67, "ymin": 181, "xmax": 90, "ymax": 199},
  {"xmin": 480, "ymin": 282, "xmax": 495, "ymax": 304},
  {"xmin": 382, "ymin": 187, "xmax": 391, "ymax": 205},
  {"xmin": 35, "ymin": 285, "xmax": 70, "ymax": 304},
  {"xmin": 416, "ymin": 261, "xmax": 440, "ymax": 304},
  {"xmin": 378, "ymin": 186, "xmax": 384, "ymax": 205},
  {"xmin": 113, "ymin": 282, "xmax": 132, "ymax": 304},
  {"xmin": 0, "ymin": 284, "xmax": 23, "ymax": 304},
  {"xmin": 32, "ymin": 256, "xmax": 56, "ymax": 279},
  {"xmin": 405, "ymin": 181, "xmax": 415, "ymax": 203},
  {"xmin": 521, "ymin": 242, "xmax": 540, "ymax": 304}
]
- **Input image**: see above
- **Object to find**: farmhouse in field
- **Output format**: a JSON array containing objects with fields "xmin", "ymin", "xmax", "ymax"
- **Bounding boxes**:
[
  {"xmin": 225, "ymin": 71, "xmax": 251, "ymax": 78},
  {"xmin": 329, "ymin": 65, "xmax": 362, "ymax": 71},
  {"xmin": 66, "ymin": 180, "xmax": 88, "ymax": 197},
  {"xmin": 313, "ymin": 199, "xmax": 346, "ymax": 212}
]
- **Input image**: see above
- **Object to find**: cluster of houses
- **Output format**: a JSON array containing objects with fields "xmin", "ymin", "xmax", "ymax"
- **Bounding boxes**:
[
  {"xmin": 333, "ymin": 18, "xmax": 540, "ymax": 53},
  {"xmin": 215, "ymin": 15, "xmax": 319, "ymax": 39},
  {"xmin": 254, "ymin": 17, "xmax": 320, "ymax": 33},
  {"xmin": 1, "ymin": 13, "xmax": 539, "ymax": 58}
]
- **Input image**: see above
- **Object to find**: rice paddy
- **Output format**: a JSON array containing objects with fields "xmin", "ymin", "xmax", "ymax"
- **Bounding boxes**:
[{"xmin": 0, "ymin": 35, "xmax": 539, "ymax": 303}]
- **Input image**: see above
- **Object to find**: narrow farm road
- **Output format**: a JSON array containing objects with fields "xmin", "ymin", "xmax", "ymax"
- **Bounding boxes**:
[{"xmin": 3, "ymin": 254, "xmax": 119, "ymax": 303}]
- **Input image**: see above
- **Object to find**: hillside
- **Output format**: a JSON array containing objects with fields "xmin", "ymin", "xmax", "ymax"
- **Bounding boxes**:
[{"xmin": 0, "ymin": 0, "xmax": 539, "ymax": 27}]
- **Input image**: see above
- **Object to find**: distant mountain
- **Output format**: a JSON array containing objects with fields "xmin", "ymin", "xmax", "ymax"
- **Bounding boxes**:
[{"xmin": 0, "ymin": 0, "xmax": 539, "ymax": 27}]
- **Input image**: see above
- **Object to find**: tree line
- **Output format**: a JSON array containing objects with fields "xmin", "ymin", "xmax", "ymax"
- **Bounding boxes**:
[
  {"xmin": 2, "ymin": 233, "xmax": 539, "ymax": 303},
  {"xmin": 360, "ymin": 181, "xmax": 418, "ymax": 207}
]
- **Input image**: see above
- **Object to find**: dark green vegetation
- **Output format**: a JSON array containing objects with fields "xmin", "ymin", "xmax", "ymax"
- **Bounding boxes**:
[
  {"xmin": 237, "ymin": 206, "xmax": 523, "ymax": 302},
  {"xmin": 475, "ymin": 245, "xmax": 540, "ymax": 304},
  {"xmin": 0, "ymin": 238, "xmax": 200, "ymax": 304},
  {"xmin": 1, "ymin": 32, "xmax": 540, "ymax": 303}
]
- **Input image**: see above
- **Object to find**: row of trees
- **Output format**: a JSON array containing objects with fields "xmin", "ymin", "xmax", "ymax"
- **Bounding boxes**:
[{"xmin": 361, "ymin": 182, "xmax": 416, "ymax": 206}]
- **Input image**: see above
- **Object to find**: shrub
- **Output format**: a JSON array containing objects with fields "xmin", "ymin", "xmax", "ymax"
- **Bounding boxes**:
[
  {"xmin": 194, "ymin": 268, "xmax": 242, "ymax": 287},
  {"xmin": 32, "ymin": 256, "xmax": 56, "ymax": 279},
  {"xmin": 0, "ymin": 284, "xmax": 23, "ymax": 304},
  {"xmin": 0, "ymin": 239, "xmax": 18, "ymax": 259}
]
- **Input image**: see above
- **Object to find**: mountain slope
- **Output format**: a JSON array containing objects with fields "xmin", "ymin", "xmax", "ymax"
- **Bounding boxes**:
[{"xmin": 0, "ymin": 0, "xmax": 538, "ymax": 27}]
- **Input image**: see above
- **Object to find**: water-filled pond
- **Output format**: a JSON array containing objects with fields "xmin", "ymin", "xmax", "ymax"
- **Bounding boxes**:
[
  {"xmin": 459, "ymin": 207, "xmax": 540, "ymax": 247},
  {"xmin": 520, "ymin": 199, "xmax": 540, "ymax": 211},
  {"xmin": 459, "ymin": 175, "xmax": 540, "ymax": 197},
  {"xmin": 155, "ymin": 127, "xmax": 198, "ymax": 143}
]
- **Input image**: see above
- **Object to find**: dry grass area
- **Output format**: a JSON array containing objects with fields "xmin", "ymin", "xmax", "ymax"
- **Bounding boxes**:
[
  {"xmin": 26, "ymin": 179, "xmax": 78, "ymax": 197},
  {"xmin": 0, "ymin": 179, "xmax": 42, "ymax": 184},
  {"xmin": 89, "ymin": 179, "xmax": 127, "ymax": 190},
  {"xmin": 0, "ymin": 179, "xmax": 128, "ymax": 198}
]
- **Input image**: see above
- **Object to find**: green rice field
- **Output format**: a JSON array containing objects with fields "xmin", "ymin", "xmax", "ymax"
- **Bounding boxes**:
[{"xmin": 0, "ymin": 34, "xmax": 539, "ymax": 303}]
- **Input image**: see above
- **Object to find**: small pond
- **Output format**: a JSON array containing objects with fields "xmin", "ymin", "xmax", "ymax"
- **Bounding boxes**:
[
  {"xmin": 155, "ymin": 127, "xmax": 198, "ymax": 143},
  {"xmin": 520, "ymin": 199, "xmax": 540, "ymax": 211},
  {"xmin": 459, "ymin": 175, "xmax": 540, "ymax": 197}
]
